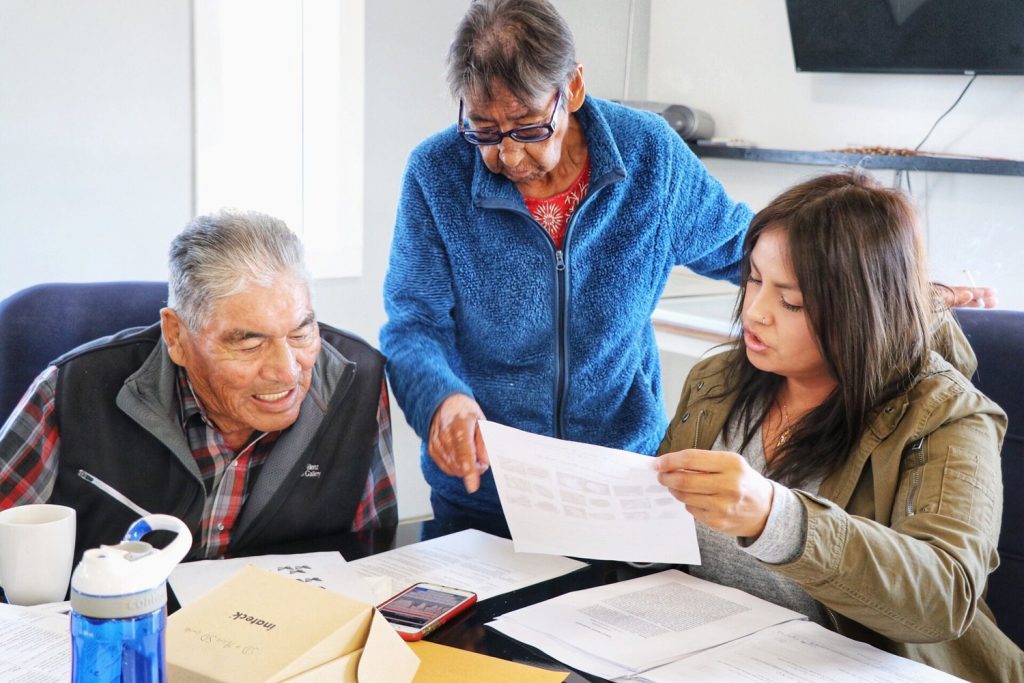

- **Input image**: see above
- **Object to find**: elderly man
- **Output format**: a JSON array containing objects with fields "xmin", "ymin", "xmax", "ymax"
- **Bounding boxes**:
[{"xmin": 0, "ymin": 211, "xmax": 396, "ymax": 562}]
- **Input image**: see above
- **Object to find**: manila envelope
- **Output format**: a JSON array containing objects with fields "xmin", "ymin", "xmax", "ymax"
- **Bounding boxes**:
[
  {"xmin": 409, "ymin": 640, "xmax": 568, "ymax": 682},
  {"xmin": 166, "ymin": 565, "xmax": 419, "ymax": 682}
]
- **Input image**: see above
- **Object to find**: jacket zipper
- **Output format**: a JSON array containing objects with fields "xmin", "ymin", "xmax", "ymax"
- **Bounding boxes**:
[
  {"xmin": 550, "ymin": 172, "xmax": 616, "ymax": 437},
  {"xmin": 553, "ymin": 248, "xmax": 567, "ymax": 437},
  {"xmin": 905, "ymin": 438, "xmax": 927, "ymax": 517},
  {"xmin": 692, "ymin": 409, "xmax": 706, "ymax": 448},
  {"xmin": 492, "ymin": 204, "xmax": 567, "ymax": 438},
  {"xmin": 485, "ymin": 169, "xmax": 624, "ymax": 439}
]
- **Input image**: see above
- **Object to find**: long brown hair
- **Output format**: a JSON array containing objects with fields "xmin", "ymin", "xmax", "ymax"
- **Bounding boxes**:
[{"xmin": 723, "ymin": 172, "xmax": 933, "ymax": 486}]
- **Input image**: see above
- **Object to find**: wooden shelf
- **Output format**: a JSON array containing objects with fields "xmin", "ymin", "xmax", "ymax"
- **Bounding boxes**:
[{"xmin": 687, "ymin": 142, "xmax": 1024, "ymax": 177}]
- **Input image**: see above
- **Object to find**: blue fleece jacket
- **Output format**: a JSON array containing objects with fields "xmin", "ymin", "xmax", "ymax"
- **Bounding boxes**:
[{"xmin": 381, "ymin": 95, "xmax": 752, "ymax": 518}]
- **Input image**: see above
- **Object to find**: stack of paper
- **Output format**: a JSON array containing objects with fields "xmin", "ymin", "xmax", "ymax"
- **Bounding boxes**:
[
  {"xmin": 636, "ymin": 620, "xmax": 966, "ymax": 682},
  {"xmin": 488, "ymin": 569, "xmax": 805, "ymax": 680},
  {"xmin": 0, "ymin": 602, "xmax": 72, "ymax": 681},
  {"xmin": 169, "ymin": 530, "xmax": 587, "ymax": 609},
  {"xmin": 170, "ymin": 550, "xmax": 379, "ymax": 606},
  {"xmin": 489, "ymin": 569, "xmax": 966, "ymax": 682},
  {"xmin": 347, "ymin": 528, "xmax": 588, "ymax": 602}
]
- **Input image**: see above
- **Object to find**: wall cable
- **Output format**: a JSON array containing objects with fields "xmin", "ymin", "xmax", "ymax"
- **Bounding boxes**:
[{"xmin": 894, "ymin": 72, "xmax": 978, "ymax": 191}]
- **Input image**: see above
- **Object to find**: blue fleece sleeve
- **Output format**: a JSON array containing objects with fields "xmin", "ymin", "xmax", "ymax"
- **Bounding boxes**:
[
  {"xmin": 659, "ymin": 126, "xmax": 752, "ymax": 285},
  {"xmin": 380, "ymin": 163, "xmax": 474, "ymax": 441}
]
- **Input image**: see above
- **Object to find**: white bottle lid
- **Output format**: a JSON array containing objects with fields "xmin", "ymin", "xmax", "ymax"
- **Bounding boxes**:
[{"xmin": 70, "ymin": 514, "xmax": 192, "ymax": 619}]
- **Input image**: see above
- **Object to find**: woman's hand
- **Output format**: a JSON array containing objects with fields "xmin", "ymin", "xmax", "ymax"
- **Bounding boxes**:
[
  {"xmin": 945, "ymin": 285, "xmax": 997, "ymax": 309},
  {"xmin": 656, "ymin": 449, "xmax": 775, "ymax": 539},
  {"xmin": 429, "ymin": 393, "xmax": 489, "ymax": 493}
]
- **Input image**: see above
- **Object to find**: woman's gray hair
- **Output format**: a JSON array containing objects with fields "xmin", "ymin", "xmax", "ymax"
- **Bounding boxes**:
[
  {"xmin": 447, "ymin": 0, "xmax": 577, "ymax": 104},
  {"xmin": 168, "ymin": 210, "xmax": 311, "ymax": 331}
]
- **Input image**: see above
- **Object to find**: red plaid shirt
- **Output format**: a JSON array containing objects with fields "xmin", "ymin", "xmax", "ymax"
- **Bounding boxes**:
[{"xmin": 0, "ymin": 364, "xmax": 396, "ymax": 559}]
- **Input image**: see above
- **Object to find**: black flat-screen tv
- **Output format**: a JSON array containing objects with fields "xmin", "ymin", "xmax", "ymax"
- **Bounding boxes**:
[{"xmin": 785, "ymin": 0, "xmax": 1024, "ymax": 75}]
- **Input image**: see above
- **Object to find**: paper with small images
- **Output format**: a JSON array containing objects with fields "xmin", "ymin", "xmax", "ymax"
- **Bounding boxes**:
[
  {"xmin": 478, "ymin": 421, "xmax": 700, "ymax": 564},
  {"xmin": 169, "ymin": 551, "xmax": 378, "ymax": 607}
]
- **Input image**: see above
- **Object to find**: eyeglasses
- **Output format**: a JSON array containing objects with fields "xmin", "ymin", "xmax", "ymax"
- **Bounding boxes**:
[{"xmin": 458, "ymin": 91, "xmax": 561, "ymax": 146}]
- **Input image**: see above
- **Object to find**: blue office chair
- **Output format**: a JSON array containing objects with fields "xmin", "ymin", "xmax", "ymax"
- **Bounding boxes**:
[
  {"xmin": 0, "ymin": 282, "xmax": 168, "ymax": 424},
  {"xmin": 954, "ymin": 308, "xmax": 1024, "ymax": 649}
]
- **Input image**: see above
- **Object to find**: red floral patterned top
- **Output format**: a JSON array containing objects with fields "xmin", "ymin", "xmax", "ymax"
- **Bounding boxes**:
[{"xmin": 523, "ymin": 157, "xmax": 590, "ymax": 250}]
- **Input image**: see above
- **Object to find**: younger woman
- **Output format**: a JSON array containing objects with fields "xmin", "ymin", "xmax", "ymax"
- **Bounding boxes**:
[{"xmin": 657, "ymin": 172, "xmax": 1020, "ymax": 680}]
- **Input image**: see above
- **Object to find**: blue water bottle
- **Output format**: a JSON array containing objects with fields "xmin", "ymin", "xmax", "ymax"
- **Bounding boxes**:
[{"xmin": 70, "ymin": 514, "xmax": 192, "ymax": 682}]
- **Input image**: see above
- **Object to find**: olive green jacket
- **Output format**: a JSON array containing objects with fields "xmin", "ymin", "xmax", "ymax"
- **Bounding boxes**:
[{"xmin": 659, "ymin": 348, "xmax": 1021, "ymax": 682}]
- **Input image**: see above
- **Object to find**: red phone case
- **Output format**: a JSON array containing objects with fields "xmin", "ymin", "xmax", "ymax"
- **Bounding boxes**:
[{"xmin": 380, "ymin": 584, "xmax": 477, "ymax": 641}]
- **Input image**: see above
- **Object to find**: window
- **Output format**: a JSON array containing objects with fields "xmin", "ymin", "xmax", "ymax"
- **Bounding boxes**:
[{"xmin": 193, "ymin": 0, "xmax": 364, "ymax": 278}]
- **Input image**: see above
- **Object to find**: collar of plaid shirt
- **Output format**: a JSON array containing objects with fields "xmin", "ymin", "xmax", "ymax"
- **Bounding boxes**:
[{"xmin": 175, "ymin": 367, "xmax": 280, "ymax": 559}]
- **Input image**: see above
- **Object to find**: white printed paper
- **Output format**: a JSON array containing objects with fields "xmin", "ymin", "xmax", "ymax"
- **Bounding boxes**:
[
  {"xmin": 0, "ymin": 602, "xmax": 72, "ymax": 681},
  {"xmin": 479, "ymin": 421, "xmax": 700, "ymax": 563},
  {"xmin": 347, "ymin": 528, "xmax": 587, "ymax": 603},
  {"xmin": 637, "ymin": 620, "xmax": 966, "ymax": 682},
  {"xmin": 169, "ymin": 551, "xmax": 377, "ymax": 607},
  {"xmin": 489, "ymin": 569, "xmax": 804, "ymax": 679}
]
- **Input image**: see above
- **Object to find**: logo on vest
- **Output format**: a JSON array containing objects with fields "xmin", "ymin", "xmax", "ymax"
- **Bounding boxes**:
[{"xmin": 301, "ymin": 464, "xmax": 321, "ymax": 479}]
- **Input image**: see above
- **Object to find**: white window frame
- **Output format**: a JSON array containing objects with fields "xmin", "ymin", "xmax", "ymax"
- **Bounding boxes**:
[{"xmin": 193, "ymin": 0, "xmax": 364, "ymax": 278}]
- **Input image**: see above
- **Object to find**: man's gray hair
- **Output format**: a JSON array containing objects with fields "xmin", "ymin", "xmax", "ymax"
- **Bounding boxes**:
[
  {"xmin": 168, "ymin": 210, "xmax": 311, "ymax": 331},
  {"xmin": 447, "ymin": 0, "xmax": 577, "ymax": 104}
]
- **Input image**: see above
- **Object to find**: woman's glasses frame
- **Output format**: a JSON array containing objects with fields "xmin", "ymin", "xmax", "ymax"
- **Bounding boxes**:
[{"xmin": 457, "ymin": 91, "xmax": 562, "ymax": 146}]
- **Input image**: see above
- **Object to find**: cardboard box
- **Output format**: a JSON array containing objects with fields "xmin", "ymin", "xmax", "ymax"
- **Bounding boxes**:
[{"xmin": 167, "ymin": 565, "xmax": 419, "ymax": 682}]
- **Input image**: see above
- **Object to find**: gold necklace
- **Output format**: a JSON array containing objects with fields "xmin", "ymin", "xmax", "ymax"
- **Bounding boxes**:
[{"xmin": 773, "ymin": 399, "xmax": 794, "ymax": 449}]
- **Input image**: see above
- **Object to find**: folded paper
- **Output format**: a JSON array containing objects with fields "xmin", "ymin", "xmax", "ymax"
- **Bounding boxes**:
[{"xmin": 167, "ymin": 565, "xmax": 419, "ymax": 682}]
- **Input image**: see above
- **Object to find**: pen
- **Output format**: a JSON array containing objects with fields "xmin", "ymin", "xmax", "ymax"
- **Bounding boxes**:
[
  {"xmin": 961, "ymin": 269, "xmax": 988, "ymax": 308},
  {"xmin": 77, "ymin": 469, "xmax": 152, "ymax": 518},
  {"xmin": 962, "ymin": 268, "xmax": 978, "ymax": 288}
]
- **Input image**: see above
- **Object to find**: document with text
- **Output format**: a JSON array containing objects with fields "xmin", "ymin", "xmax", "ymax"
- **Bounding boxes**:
[
  {"xmin": 0, "ymin": 602, "xmax": 72, "ymax": 681},
  {"xmin": 479, "ymin": 421, "xmax": 700, "ymax": 563},
  {"xmin": 347, "ymin": 528, "xmax": 588, "ymax": 603},
  {"xmin": 637, "ymin": 620, "xmax": 966, "ymax": 682},
  {"xmin": 488, "ymin": 569, "xmax": 804, "ymax": 679}
]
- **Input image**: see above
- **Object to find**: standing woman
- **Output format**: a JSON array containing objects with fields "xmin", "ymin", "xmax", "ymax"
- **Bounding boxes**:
[
  {"xmin": 382, "ymin": 0, "xmax": 753, "ymax": 537},
  {"xmin": 657, "ymin": 172, "xmax": 1020, "ymax": 681}
]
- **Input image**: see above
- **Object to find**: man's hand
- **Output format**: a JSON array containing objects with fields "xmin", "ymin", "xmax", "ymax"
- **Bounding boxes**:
[
  {"xmin": 945, "ymin": 285, "xmax": 997, "ymax": 309},
  {"xmin": 429, "ymin": 393, "xmax": 489, "ymax": 493},
  {"xmin": 655, "ymin": 449, "xmax": 774, "ymax": 539}
]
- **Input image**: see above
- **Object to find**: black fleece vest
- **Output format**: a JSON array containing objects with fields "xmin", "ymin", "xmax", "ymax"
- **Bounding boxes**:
[{"xmin": 49, "ymin": 323, "xmax": 385, "ymax": 563}]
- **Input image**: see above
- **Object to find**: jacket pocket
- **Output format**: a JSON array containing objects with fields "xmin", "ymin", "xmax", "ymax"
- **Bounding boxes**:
[{"xmin": 938, "ymin": 445, "xmax": 1001, "ymax": 536}]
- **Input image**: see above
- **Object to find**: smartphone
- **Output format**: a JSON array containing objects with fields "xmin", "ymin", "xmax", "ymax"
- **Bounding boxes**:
[{"xmin": 377, "ymin": 582, "xmax": 477, "ymax": 641}]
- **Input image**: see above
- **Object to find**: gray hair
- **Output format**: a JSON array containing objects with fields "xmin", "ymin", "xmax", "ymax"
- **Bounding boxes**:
[
  {"xmin": 446, "ymin": 0, "xmax": 577, "ymax": 104},
  {"xmin": 167, "ymin": 210, "xmax": 311, "ymax": 331}
]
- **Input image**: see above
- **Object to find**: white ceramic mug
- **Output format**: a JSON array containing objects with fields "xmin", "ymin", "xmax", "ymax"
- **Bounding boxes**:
[{"xmin": 0, "ymin": 504, "xmax": 76, "ymax": 605}]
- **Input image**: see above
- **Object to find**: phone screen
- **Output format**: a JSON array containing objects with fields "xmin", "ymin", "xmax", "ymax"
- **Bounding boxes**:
[{"xmin": 379, "ymin": 585, "xmax": 471, "ymax": 629}]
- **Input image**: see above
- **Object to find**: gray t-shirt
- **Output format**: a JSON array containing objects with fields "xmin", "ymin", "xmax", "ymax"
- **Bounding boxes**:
[{"xmin": 688, "ymin": 418, "xmax": 831, "ymax": 626}]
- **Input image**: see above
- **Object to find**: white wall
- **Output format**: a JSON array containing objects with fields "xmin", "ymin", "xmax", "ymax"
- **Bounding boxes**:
[
  {"xmin": 0, "ymin": 0, "xmax": 192, "ymax": 299},
  {"xmin": 646, "ymin": 0, "xmax": 1024, "ymax": 309}
]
